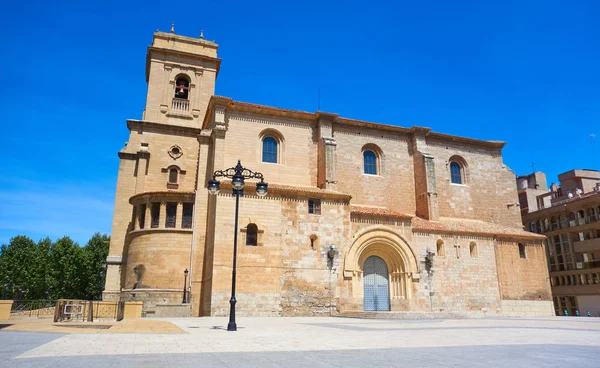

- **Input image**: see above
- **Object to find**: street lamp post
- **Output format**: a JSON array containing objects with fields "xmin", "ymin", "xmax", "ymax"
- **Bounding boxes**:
[
  {"xmin": 207, "ymin": 160, "xmax": 268, "ymax": 331},
  {"xmin": 182, "ymin": 269, "xmax": 189, "ymax": 303}
]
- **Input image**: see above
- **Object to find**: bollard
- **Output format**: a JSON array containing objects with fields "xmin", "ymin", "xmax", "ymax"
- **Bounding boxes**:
[
  {"xmin": 575, "ymin": 310, "xmax": 580, "ymax": 317},
  {"xmin": 587, "ymin": 310, "xmax": 591, "ymax": 317},
  {"xmin": 563, "ymin": 308, "xmax": 568, "ymax": 316}
]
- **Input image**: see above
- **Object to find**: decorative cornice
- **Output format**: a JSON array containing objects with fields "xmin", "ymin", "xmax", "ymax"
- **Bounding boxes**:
[
  {"xmin": 426, "ymin": 131, "xmax": 506, "ymax": 149},
  {"xmin": 202, "ymin": 96, "xmax": 505, "ymax": 149},
  {"xmin": 218, "ymin": 181, "xmax": 352, "ymax": 202},
  {"xmin": 129, "ymin": 191, "xmax": 195, "ymax": 205},
  {"xmin": 118, "ymin": 152, "xmax": 138, "ymax": 160},
  {"xmin": 127, "ymin": 120, "xmax": 201, "ymax": 137}
]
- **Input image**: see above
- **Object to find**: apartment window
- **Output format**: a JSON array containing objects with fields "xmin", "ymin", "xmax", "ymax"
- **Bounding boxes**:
[
  {"xmin": 182, "ymin": 203, "xmax": 193, "ymax": 229},
  {"xmin": 518, "ymin": 243, "xmax": 527, "ymax": 259},
  {"xmin": 138, "ymin": 204, "xmax": 146, "ymax": 229},
  {"xmin": 246, "ymin": 223, "xmax": 258, "ymax": 246},
  {"xmin": 308, "ymin": 199, "xmax": 321, "ymax": 215},
  {"xmin": 151, "ymin": 202, "xmax": 160, "ymax": 228},
  {"xmin": 551, "ymin": 216, "xmax": 558, "ymax": 230},
  {"xmin": 568, "ymin": 212, "xmax": 576, "ymax": 227},
  {"xmin": 165, "ymin": 203, "xmax": 177, "ymax": 228}
]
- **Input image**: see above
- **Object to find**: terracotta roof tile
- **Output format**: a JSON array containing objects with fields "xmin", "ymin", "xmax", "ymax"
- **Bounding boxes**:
[
  {"xmin": 350, "ymin": 206, "xmax": 412, "ymax": 219},
  {"xmin": 411, "ymin": 217, "xmax": 545, "ymax": 240}
]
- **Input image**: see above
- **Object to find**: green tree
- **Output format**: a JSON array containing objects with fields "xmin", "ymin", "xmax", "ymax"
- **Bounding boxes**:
[
  {"xmin": 0, "ymin": 233, "xmax": 110, "ymax": 301},
  {"xmin": 81, "ymin": 233, "xmax": 110, "ymax": 300}
]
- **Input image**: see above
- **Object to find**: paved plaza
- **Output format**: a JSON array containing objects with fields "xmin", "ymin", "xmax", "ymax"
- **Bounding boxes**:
[{"xmin": 1, "ymin": 316, "xmax": 599, "ymax": 367}]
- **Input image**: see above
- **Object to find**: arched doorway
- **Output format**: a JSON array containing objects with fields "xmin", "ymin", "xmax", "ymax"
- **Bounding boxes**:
[{"xmin": 363, "ymin": 255, "xmax": 390, "ymax": 311}]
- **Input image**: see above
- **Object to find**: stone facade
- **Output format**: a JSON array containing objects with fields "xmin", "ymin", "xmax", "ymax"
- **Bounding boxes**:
[{"xmin": 103, "ymin": 29, "xmax": 552, "ymax": 317}]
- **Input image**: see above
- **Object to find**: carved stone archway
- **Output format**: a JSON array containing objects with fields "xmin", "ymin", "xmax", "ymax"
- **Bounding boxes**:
[{"xmin": 343, "ymin": 226, "xmax": 419, "ymax": 302}]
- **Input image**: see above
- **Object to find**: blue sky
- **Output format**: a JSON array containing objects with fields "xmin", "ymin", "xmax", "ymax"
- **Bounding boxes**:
[{"xmin": 1, "ymin": 0, "xmax": 599, "ymax": 245}]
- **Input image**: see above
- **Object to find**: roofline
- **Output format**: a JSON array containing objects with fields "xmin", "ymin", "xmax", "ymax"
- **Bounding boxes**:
[
  {"xmin": 145, "ymin": 46, "xmax": 222, "ymax": 82},
  {"xmin": 202, "ymin": 96, "xmax": 506, "ymax": 149}
]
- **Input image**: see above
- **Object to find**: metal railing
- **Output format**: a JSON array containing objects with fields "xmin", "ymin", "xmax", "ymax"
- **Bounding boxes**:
[
  {"xmin": 53, "ymin": 299, "xmax": 125, "ymax": 322},
  {"xmin": 10, "ymin": 300, "xmax": 57, "ymax": 318}
]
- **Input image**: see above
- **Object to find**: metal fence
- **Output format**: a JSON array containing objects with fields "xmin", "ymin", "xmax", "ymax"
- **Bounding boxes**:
[
  {"xmin": 10, "ymin": 300, "xmax": 56, "ymax": 318},
  {"xmin": 53, "ymin": 299, "xmax": 125, "ymax": 322}
]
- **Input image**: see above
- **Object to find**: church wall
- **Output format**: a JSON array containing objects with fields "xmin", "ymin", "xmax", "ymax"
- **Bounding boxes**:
[
  {"xmin": 413, "ymin": 233, "xmax": 501, "ymax": 312},
  {"xmin": 495, "ymin": 240, "xmax": 552, "ymax": 300},
  {"xmin": 133, "ymin": 130, "xmax": 199, "ymax": 193},
  {"xmin": 208, "ymin": 191, "xmax": 349, "ymax": 316},
  {"xmin": 125, "ymin": 231, "xmax": 193, "ymax": 289},
  {"xmin": 425, "ymin": 138, "xmax": 522, "ymax": 227},
  {"xmin": 221, "ymin": 113, "xmax": 317, "ymax": 187},
  {"xmin": 334, "ymin": 124, "xmax": 416, "ymax": 215}
]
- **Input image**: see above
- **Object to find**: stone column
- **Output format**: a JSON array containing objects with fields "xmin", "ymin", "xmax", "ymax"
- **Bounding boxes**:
[
  {"xmin": 144, "ymin": 200, "xmax": 152, "ymax": 229},
  {"xmin": 411, "ymin": 127, "xmax": 438, "ymax": 221},
  {"xmin": 160, "ymin": 201, "xmax": 167, "ymax": 229},
  {"xmin": 176, "ymin": 201, "xmax": 184, "ymax": 229}
]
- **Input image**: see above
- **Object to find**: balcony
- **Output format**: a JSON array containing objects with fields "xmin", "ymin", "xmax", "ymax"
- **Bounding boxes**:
[
  {"xmin": 574, "ymin": 238, "xmax": 600, "ymax": 253},
  {"xmin": 166, "ymin": 98, "xmax": 192, "ymax": 119},
  {"xmin": 550, "ymin": 268, "xmax": 600, "ymax": 296}
]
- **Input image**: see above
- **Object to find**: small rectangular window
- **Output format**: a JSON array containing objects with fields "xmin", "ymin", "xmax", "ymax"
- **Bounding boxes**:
[
  {"xmin": 308, "ymin": 199, "xmax": 321, "ymax": 215},
  {"xmin": 182, "ymin": 203, "xmax": 193, "ymax": 229},
  {"xmin": 166, "ymin": 202, "xmax": 177, "ymax": 228},
  {"xmin": 519, "ymin": 243, "xmax": 527, "ymax": 259},
  {"xmin": 138, "ymin": 204, "xmax": 146, "ymax": 229},
  {"xmin": 151, "ymin": 203, "xmax": 160, "ymax": 228}
]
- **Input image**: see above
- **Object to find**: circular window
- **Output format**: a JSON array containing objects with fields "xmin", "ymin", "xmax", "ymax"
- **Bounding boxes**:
[{"xmin": 169, "ymin": 145, "xmax": 183, "ymax": 159}]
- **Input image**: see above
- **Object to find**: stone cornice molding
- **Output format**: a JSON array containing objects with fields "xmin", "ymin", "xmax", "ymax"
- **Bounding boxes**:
[
  {"xmin": 203, "ymin": 96, "xmax": 505, "ymax": 149},
  {"xmin": 218, "ymin": 181, "xmax": 352, "ymax": 202},
  {"xmin": 129, "ymin": 191, "xmax": 195, "ymax": 205},
  {"xmin": 127, "ymin": 119, "xmax": 201, "ymax": 137}
]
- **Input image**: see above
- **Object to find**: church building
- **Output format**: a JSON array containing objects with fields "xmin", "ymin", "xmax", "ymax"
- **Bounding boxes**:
[{"xmin": 103, "ymin": 29, "xmax": 553, "ymax": 317}]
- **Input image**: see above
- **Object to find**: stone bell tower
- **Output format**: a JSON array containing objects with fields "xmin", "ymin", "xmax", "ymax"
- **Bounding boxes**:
[
  {"xmin": 142, "ymin": 25, "xmax": 221, "ymax": 128},
  {"xmin": 102, "ymin": 26, "xmax": 220, "ymax": 305}
]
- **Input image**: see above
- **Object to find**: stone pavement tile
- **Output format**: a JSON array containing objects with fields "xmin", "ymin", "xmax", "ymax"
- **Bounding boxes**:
[{"xmin": 3, "ymin": 318, "xmax": 184, "ymax": 335}]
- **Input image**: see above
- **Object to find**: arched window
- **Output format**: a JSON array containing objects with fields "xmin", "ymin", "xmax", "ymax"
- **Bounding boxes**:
[
  {"xmin": 309, "ymin": 234, "xmax": 319, "ymax": 250},
  {"xmin": 559, "ymin": 213, "xmax": 567, "ymax": 229},
  {"xmin": 262, "ymin": 137, "xmax": 278, "ymax": 163},
  {"xmin": 587, "ymin": 208, "xmax": 596, "ymax": 222},
  {"xmin": 363, "ymin": 150, "xmax": 377, "ymax": 175},
  {"xmin": 169, "ymin": 168, "xmax": 178, "ymax": 184},
  {"xmin": 436, "ymin": 239, "xmax": 445, "ymax": 256},
  {"xmin": 246, "ymin": 223, "xmax": 258, "ymax": 246},
  {"xmin": 174, "ymin": 77, "xmax": 190, "ymax": 99},
  {"xmin": 577, "ymin": 210, "xmax": 586, "ymax": 225},
  {"xmin": 469, "ymin": 242, "xmax": 478, "ymax": 258},
  {"xmin": 529, "ymin": 221, "xmax": 535, "ymax": 232},
  {"xmin": 450, "ymin": 162, "xmax": 463, "ymax": 184},
  {"xmin": 543, "ymin": 218, "xmax": 550, "ymax": 232},
  {"xmin": 551, "ymin": 216, "xmax": 558, "ymax": 230},
  {"xmin": 518, "ymin": 243, "xmax": 527, "ymax": 259},
  {"xmin": 568, "ymin": 212, "xmax": 577, "ymax": 227}
]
